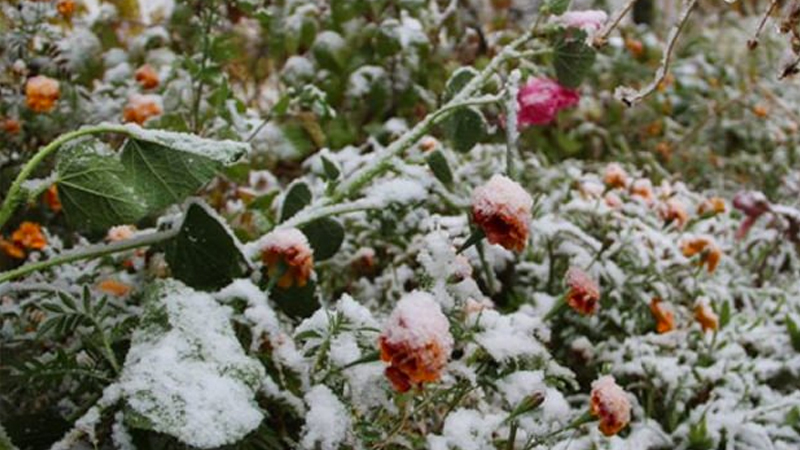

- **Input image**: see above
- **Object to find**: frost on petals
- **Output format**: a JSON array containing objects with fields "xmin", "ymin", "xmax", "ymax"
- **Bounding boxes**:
[
  {"xmin": 564, "ymin": 267, "xmax": 600, "ymax": 315},
  {"xmin": 680, "ymin": 236, "xmax": 721, "ymax": 273},
  {"xmin": 603, "ymin": 163, "xmax": 628, "ymax": 189},
  {"xmin": 517, "ymin": 77, "xmax": 580, "ymax": 127},
  {"xmin": 135, "ymin": 64, "xmax": 160, "ymax": 89},
  {"xmin": 25, "ymin": 75, "xmax": 60, "ymax": 113},
  {"xmin": 260, "ymin": 228, "xmax": 314, "ymax": 288},
  {"xmin": 649, "ymin": 297, "xmax": 675, "ymax": 334},
  {"xmin": 471, "ymin": 174, "xmax": 533, "ymax": 252},
  {"xmin": 378, "ymin": 291, "xmax": 454, "ymax": 392},
  {"xmin": 694, "ymin": 299, "xmax": 719, "ymax": 332},
  {"xmin": 590, "ymin": 376, "xmax": 631, "ymax": 436},
  {"xmin": 554, "ymin": 10, "xmax": 608, "ymax": 32},
  {"xmin": 123, "ymin": 94, "xmax": 162, "ymax": 124}
]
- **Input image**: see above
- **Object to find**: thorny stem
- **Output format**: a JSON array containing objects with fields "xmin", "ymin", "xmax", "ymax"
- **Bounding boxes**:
[
  {"xmin": 0, "ymin": 229, "xmax": 179, "ymax": 284},
  {"xmin": 0, "ymin": 124, "xmax": 131, "ymax": 231}
]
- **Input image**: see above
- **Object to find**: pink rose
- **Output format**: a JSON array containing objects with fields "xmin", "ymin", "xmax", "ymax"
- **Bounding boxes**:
[
  {"xmin": 517, "ymin": 77, "xmax": 580, "ymax": 127},
  {"xmin": 555, "ymin": 10, "xmax": 608, "ymax": 32}
]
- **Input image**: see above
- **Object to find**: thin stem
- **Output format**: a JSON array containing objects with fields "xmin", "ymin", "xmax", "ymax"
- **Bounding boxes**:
[
  {"xmin": 476, "ymin": 240, "xmax": 497, "ymax": 295},
  {"xmin": 748, "ymin": 0, "xmax": 779, "ymax": 49},
  {"xmin": 0, "ymin": 124, "xmax": 130, "ymax": 230},
  {"xmin": 0, "ymin": 228, "xmax": 178, "ymax": 284},
  {"xmin": 593, "ymin": 0, "xmax": 637, "ymax": 47}
]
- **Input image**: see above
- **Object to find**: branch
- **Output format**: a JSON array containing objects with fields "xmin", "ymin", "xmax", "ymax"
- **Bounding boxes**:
[
  {"xmin": 748, "ymin": 0, "xmax": 779, "ymax": 50},
  {"xmin": 593, "ymin": 0, "xmax": 637, "ymax": 47},
  {"xmin": 614, "ymin": 0, "xmax": 698, "ymax": 107}
]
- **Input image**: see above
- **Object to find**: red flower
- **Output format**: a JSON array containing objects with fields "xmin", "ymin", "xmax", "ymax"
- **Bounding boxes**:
[
  {"xmin": 471, "ymin": 174, "xmax": 533, "ymax": 252},
  {"xmin": 260, "ymin": 228, "xmax": 314, "ymax": 288},
  {"xmin": 590, "ymin": 376, "xmax": 631, "ymax": 436},
  {"xmin": 517, "ymin": 78, "xmax": 580, "ymax": 127},
  {"xmin": 565, "ymin": 267, "xmax": 600, "ymax": 315}
]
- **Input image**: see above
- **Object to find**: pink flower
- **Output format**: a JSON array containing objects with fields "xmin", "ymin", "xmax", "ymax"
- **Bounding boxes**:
[
  {"xmin": 517, "ymin": 78, "xmax": 580, "ymax": 127},
  {"xmin": 732, "ymin": 191, "xmax": 771, "ymax": 240},
  {"xmin": 555, "ymin": 11, "xmax": 608, "ymax": 32}
]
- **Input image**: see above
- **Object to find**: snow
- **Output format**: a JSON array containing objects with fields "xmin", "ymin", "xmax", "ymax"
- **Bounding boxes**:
[
  {"xmin": 116, "ymin": 280, "xmax": 265, "ymax": 448},
  {"xmin": 471, "ymin": 174, "xmax": 533, "ymax": 218},
  {"xmin": 380, "ymin": 291, "xmax": 453, "ymax": 353},
  {"xmin": 301, "ymin": 385, "xmax": 351, "ymax": 450},
  {"xmin": 121, "ymin": 123, "xmax": 250, "ymax": 164}
]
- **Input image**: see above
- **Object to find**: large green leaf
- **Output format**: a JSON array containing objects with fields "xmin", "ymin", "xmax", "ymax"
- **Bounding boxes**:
[
  {"xmin": 271, "ymin": 280, "xmax": 319, "ymax": 320},
  {"xmin": 164, "ymin": 202, "xmax": 250, "ymax": 291},
  {"xmin": 552, "ymin": 30, "xmax": 596, "ymax": 88},
  {"xmin": 121, "ymin": 139, "xmax": 220, "ymax": 211},
  {"xmin": 56, "ymin": 143, "xmax": 147, "ymax": 232},
  {"xmin": 443, "ymin": 67, "xmax": 478, "ymax": 103},
  {"xmin": 300, "ymin": 217, "xmax": 344, "ymax": 261}
]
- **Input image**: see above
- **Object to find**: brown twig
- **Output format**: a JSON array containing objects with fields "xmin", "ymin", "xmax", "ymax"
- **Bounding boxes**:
[
  {"xmin": 593, "ymin": 0, "xmax": 637, "ymax": 47},
  {"xmin": 614, "ymin": 0, "xmax": 698, "ymax": 106},
  {"xmin": 748, "ymin": 0, "xmax": 780, "ymax": 50}
]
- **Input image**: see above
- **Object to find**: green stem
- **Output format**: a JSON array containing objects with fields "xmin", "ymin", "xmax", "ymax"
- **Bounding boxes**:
[
  {"xmin": 544, "ymin": 293, "xmax": 569, "ymax": 321},
  {"xmin": 476, "ymin": 240, "xmax": 497, "ymax": 295},
  {"xmin": 506, "ymin": 421, "xmax": 518, "ymax": 450},
  {"xmin": 523, "ymin": 411, "xmax": 593, "ymax": 449},
  {"xmin": 0, "ymin": 228, "xmax": 177, "ymax": 284},
  {"xmin": 0, "ymin": 124, "xmax": 130, "ymax": 230}
]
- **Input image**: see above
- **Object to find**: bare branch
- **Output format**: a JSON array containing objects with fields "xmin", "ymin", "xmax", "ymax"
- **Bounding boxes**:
[
  {"xmin": 592, "ymin": 0, "xmax": 637, "ymax": 48},
  {"xmin": 748, "ymin": 0, "xmax": 780, "ymax": 50}
]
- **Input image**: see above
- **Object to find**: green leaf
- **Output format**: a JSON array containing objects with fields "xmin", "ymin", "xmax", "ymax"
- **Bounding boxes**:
[
  {"xmin": 56, "ymin": 143, "xmax": 147, "ymax": 232},
  {"xmin": 787, "ymin": 314, "xmax": 800, "ymax": 352},
  {"xmin": 545, "ymin": 0, "xmax": 571, "ymax": 15},
  {"xmin": 321, "ymin": 156, "xmax": 341, "ymax": 181},
  {"xmin": 164, "ymin": 202, "xmax": 249, "ymax": 291},
  {"xmin": 719, "ymin": 301, "xmax": 732, "ymax": 329},
  {"xmin": 122, "ymin": 124, "xmax": 249, "ymax": 165},
  {"xmin": 280, "ymin": 182, "xmax": 312, "ymax": 222},
  {"xmin": 271, "ymin": 280, "xmax": 319, "ymax": 319},
  {"xmin": 120, "ymin": 138, "xmax": 220, "ymax": 212},
  {"xmin": 443, "ymin": 106, "xmax": 487, "ymax": 153},
  {"xmin": 552, "ymin": 30, "xmax": 596, "ymax": 88},
  {"xmin": 444, "ymin": 67, "xmax": 478, "ymax": 103},
  {"xmin": 426, "ymin": 150, "xmax": 454, "ymax": 187},
  {"xmin": 300, "ymin": 217, "xmax": 344, "ymax": 261},
  {"xmin": 687, "ymin": 416, "xmax": 714, "ymax": 450}
]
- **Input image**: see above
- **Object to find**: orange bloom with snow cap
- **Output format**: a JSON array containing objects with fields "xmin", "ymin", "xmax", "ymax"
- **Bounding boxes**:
[
  {"xmin": 694, "ymin": 300, "xmax": 718, "ymax": 332},
  {"xmin": 630, "ymin": 178, "xmax": 654, "ymax": 204},
  {"xmin": 565, "ymin": 267, "xmax": 600, "ymax": 315},
  {"xmin": 123, "ymin": 94, "xmax": 162, "ymax": 124},
  {"xmin": 471, "ymin": 174, "xmax": 533, "ymax": 252},
  {"xmin": 379, "ymin": 291, "xmax": 454, "ymax": 392},
  {"xmin": 25, "ymin": 76, "xmax": 60, "ymax": 113},
  {"xmin": 260, "ymin": 228, "xmax": 314, "ymax": 288},
  {"xmin": 660, "ymin": 198, "xmax": 689, "ymax": 228},
  {"xmin": 650, "ymin": 297, "xmax": 675, "ymax": 334},
  {"xmin": 134, "ymin": 64, "xmax": 160, "ymax": 89},
  {"xmin": 603, "ymin": 163, "xmax": 628, "ymax": 189},
  {"xmin": 590, "ymin": 375, "xmax": 631, "ymax": 436},
  {"xmin": 681, "ymin": 236, "xmax": 721, "ymax": 273},
  {"xmin": 697, "ymin": 197, "xmax": 726, "ymax": 216},
  {"xmin": 56, "ymin": 0, "xmax": 76, "ymax": 18}
]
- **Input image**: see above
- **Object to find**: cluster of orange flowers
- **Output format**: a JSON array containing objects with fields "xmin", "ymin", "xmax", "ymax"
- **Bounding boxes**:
[{"xmin": 0, "ymin": 222, "xmax": 47, "ymax": 260}]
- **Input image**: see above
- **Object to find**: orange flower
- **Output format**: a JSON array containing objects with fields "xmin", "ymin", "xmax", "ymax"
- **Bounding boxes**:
[
  {"xmin": 379, "ymin": 292, "xmax": 453, "ymax": 392},
  {"xmin": 694, "ymin": 301, "xmax": 719, "ymax": 332},
  {"xmin": 630, "ymin": 178, "xmax": 654, "ymax": 204},
  {"xmin": 752, "ymin": 105, "xmax": 768, "ymax": 118},
  {"xmin": 649, "ymin": 297, "xmax": 675, "ymax": 334},
  {"xmin": 56, "ymin": 0, "xmax": 76, "ymax": 17},
  {"xmin": 0, "ymin": 239, "xmax": 25, "ymax": 259},
  {"xmin": 565, "ymin": 267, "xmax": 600, "ymax": 315},
  {"xmin": 471, "ymin": 174, "xmax": 533, "ymax": 252},
  {"xmin": 590, "ymin": 376, "xmax": 631, "ymax": 436},
  {"xmin": 134, "ymin": 64, "xmax": 160, "ymax": 89},
  {"xmin": 0, "ymin": 118, "xmax": 21, "ymax": 134},
  {"xmin": 603, "ymin": 163, "xmax": 628, "ymax": 189},
  {"xmin": 260, "ymin": 228, "xmax": 314, "ymax": 288},
  {"xmin": 97, "ymin": 279, "xmax": 132, "ymax": 297},
  {"xmin": 660, "ymin": 198, "xmax": 688, "ymax": 228},
  {"xmin": 625, "ymin": 38, "xmax": 644, "ymax": 58},
  {"xmin": 697, "ymin": 197, "xmax": 726, "ymax": 216},
  {"xmin": 25, "ymin": 75, "xmax": 60, "ymax": 113},
  {"xmin": 43, "ymin": 185, "xmax": 62, "ymax": 213},
  {"xmin": 11, "ymin": 222, "xmax": 47, "ymax": 250},
  {"xmin": 681, "ymin": 236, "xmax": 721, "ymax": 273},
  {"xmin": 122, "ymin": 94, "xmax": 162, "ymax": 124}
]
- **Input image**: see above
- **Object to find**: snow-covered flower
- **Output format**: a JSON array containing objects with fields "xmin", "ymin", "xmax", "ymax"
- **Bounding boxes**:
[
  {"xmin": 590, "ymin": 375, "xmax": 631, "ymax": 436},
  {"xmin": 630, "ymin": 178, "xmax": 654, "ymax": 204},
  {"xmin": 565, "ymin": 267, "xmax": 600, "ymax": 315},
  {"xmin": 680, "ymin": 236, "xmax": 721, "ymax": 273},
  {"xmin": 25, "ymin": 75, "xmax": 60, "ymax": 113},
  {"xmin": 554, "ymin": 10, "xmax": 608, "ymax": 32},
  {"xmin": 107, "ymin": 225, "xmax": 136, "ymax": 242},
  {"xmin": 134, "ymin": 64, "xmax": 160, "ymax": 89},
  {"xmin": 378, "ymin": 291, "xmax": 454, "ymax": 392},
  {"xmin": 123, "ymin": 94, "xmax": 162, "ymax": 124},
  {"xmin": 697, "ymin": 197, "xmax": 726, "ymax": 216},
  {"xmin": 1, "ymin": 118, "xmax": 21, "ymax": 134},
  {"xmin": 694, "ymin": 299, "xmax": 719, "ymax": 332},
  {"xmin": 517, "ymin": 78, "xmax": 580, "ymax": 127},
  {"xmin": 471, "ymin": 174, "xmax": 533, "ymax": 252},
  {"xmin": 732, "ymin": 190, "xmax": 771, "ymax": 239},
  {"xmin": 649, "ymin": 297, "xmax": 675, "ymax": 334},
  {"xmin": 603, "ymin": 163, "xmax": 628, "ymax": 189},
  {"xmin": 660, "ymin": 198, "xmax": 689, "ymax": 228},
  {"xmin": 260, "ymin": 228, "xmax": 314, "ymax": 288}
]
